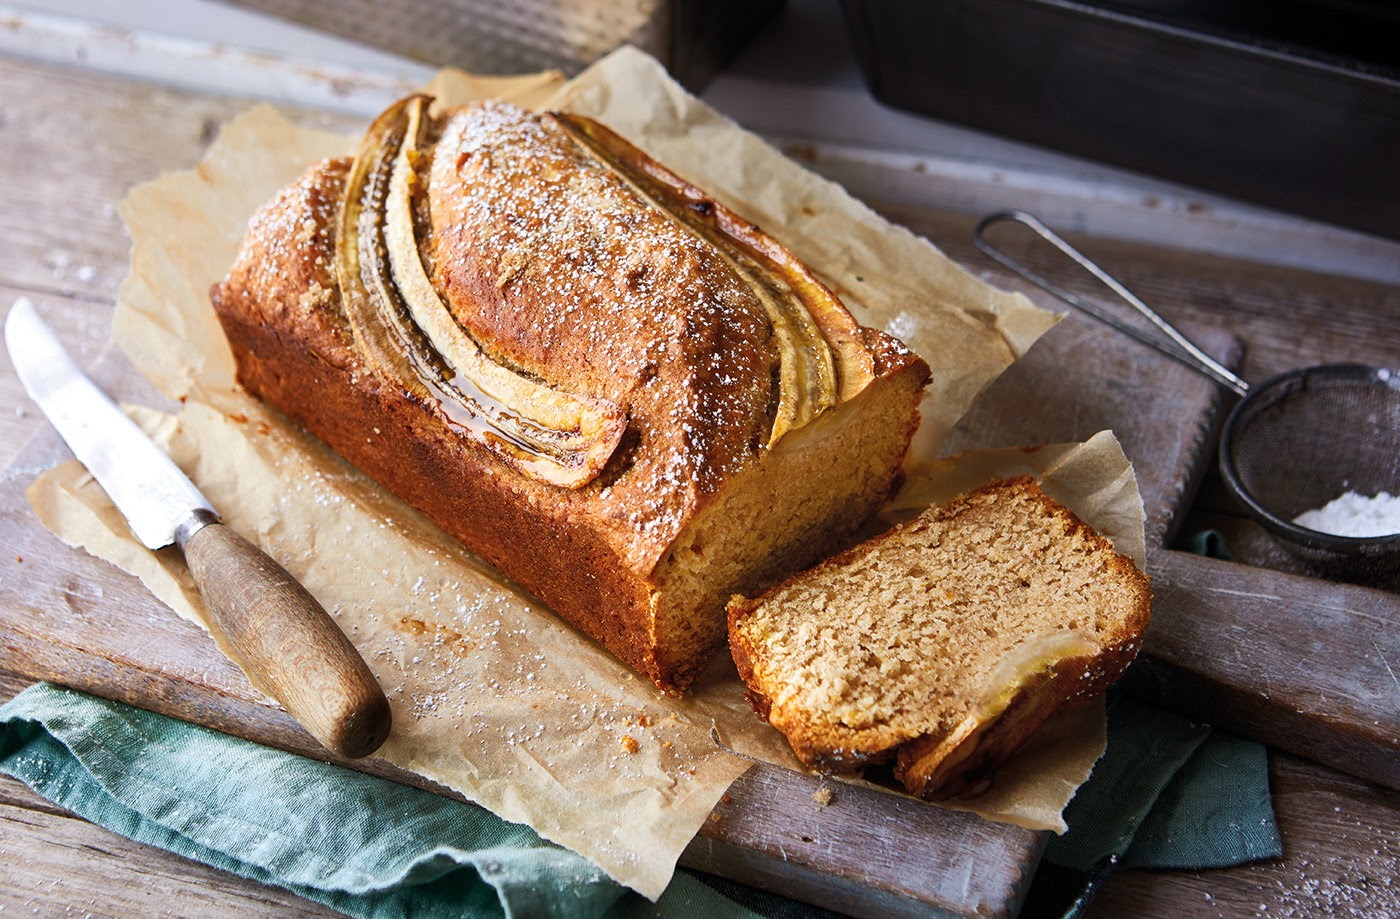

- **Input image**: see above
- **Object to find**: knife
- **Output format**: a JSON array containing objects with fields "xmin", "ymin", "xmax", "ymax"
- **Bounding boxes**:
[{"xmin": 6, "ymin": 298, "xmax": 391, "ymax": 759}]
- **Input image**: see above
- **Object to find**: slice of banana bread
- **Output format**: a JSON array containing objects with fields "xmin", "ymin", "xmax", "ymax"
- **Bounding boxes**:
[{"xmin": 727, "ymin": 476, "xmax": 1151, "ymax": 798}]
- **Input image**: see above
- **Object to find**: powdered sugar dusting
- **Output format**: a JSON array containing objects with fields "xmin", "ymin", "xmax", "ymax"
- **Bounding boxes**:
[{"xmin": 426, "ymin": 101, "xmax": 780, "ymax": 563}]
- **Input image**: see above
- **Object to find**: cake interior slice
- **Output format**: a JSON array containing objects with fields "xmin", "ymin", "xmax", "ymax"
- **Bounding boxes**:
[{"xmin": 726, "ymin": 475, "xmax": 1152, "ymax": 798}]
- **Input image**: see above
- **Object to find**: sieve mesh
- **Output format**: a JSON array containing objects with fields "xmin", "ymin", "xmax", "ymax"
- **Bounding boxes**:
[
  {"xmin": 974, "ymin": 211, "xmax": 1400, "ymax": 585},
  {"xmin": 1220, "ymin": 365, "xmax": 1400, "ymax": 580}
]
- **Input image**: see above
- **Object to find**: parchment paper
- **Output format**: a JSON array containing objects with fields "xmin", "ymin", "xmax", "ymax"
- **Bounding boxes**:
[{"xmin": 27, "ymin": 47, "xmax": 1148, "ymax": 896}]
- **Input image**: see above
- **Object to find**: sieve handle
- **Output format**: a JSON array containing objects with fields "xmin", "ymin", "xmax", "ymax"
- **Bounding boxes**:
[{"xmin": 974, "ymin": 210, "xmax": 1250, "ymax": 397}]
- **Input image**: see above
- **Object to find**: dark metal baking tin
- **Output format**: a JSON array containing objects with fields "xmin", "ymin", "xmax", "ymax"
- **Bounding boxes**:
[{"xmin": 840, "ymin": 0, "xmax": 1400, "ymax": 240}]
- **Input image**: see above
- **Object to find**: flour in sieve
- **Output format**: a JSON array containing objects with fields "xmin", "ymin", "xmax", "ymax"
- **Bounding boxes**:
[{"xmin": 1293, "ymin": 490, "xmax": 1400, "ymax": 537}]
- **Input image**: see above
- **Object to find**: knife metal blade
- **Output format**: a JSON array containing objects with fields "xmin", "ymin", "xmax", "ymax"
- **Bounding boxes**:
[
  {"xmin": 6, "ymin": 297, "xmax": 214, "ymax": 548},
  {"xmin": 6, "ymin": 296, "xmax": 391, "ymax": 759}
]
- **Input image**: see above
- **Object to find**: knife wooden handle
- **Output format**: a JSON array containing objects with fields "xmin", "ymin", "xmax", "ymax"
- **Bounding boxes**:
[{"xmin": 182, "ymin": 522, "xmax": 391, "ymax": 758}]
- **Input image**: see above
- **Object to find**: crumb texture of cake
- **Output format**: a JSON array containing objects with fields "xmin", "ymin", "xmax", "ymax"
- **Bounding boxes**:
[
  {"xmin": 211, "ymin": 97, "xmax": 930, "ymax": 694},
  {"xmin": 727, "ymin": 476, "xmax": 1151, "ymax": 798}
]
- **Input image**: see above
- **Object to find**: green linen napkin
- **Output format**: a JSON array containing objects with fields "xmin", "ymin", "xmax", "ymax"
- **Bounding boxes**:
[
  {"xmin": 0, "ymin": 684, "xmax": 1278, "ymax": 918},
  {"xmin": 1022, "ymin": 694, "xmax": 1281, "ymax": 918},
  {"xmin": 0, "ymin": 683, "xmax": 757, "ymax": 919},
  {"xmin": 1181, "ymin": 529, "xmax": 1232, "ymax": 561}
]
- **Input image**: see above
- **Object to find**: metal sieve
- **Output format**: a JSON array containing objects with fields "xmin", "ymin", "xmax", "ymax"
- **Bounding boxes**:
[{"xmin": 974, "ymin": 210, "xmax": 1400, "ymax": 584}]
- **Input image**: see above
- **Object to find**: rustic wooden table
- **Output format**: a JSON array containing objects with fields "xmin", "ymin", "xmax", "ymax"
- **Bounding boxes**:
[{"xmin": 0, "ymin": 34, "xmax": 1397, "ymax": 919}]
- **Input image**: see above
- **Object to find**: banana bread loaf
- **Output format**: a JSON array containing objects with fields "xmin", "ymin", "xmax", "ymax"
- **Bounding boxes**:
[
  {"xmin": 727, "ymin": 476, "xmax": 1151, "ymax": 796},
  {"xmin": 210, "ymin": 96, "xmax": 930, "ymax": 693}
]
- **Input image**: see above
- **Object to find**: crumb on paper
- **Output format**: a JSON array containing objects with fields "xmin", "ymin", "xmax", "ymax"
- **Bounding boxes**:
[{"xmin": 621, "ymin": 735, "xmax": 640, "ymax": 754}]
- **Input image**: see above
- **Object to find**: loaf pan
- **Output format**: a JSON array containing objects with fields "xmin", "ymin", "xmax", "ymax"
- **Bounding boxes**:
[{"xmin": 840, "ymin": 0, "xmax": 1400, "ymax": 240}]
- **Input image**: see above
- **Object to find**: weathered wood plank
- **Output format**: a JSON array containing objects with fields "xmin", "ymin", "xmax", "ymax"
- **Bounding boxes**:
[
  {"xmin": 1086, "ymin": 750, "xmax": 1400, "ymax": 919},
  {"xmin": 692, "ymin": 766, "xmax": 1042, "ymax": 919},
  {"xmin": 1126, "ymin": 550, "xmax": 1400, "ymax": 789},
  {"xmin": 0, "ymin": 787, "xmax": 343, "ymax": 919},
  {"xmin": 942, "ymin": 311, "xmax": 1241, "ymax": 549},
  {"xmin": 0, "ymin": 57, "xmax": 358, "ymax": 305}
]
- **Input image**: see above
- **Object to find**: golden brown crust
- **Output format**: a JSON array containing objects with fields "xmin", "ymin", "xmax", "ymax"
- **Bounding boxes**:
[
  {"xmin": 211, "ymin": 101, "xmax": 930, "ymax": 693},
  {"xmin": 727, "ymin": 476, "xmax": 1152, "ymax": 796},
  {"xmin": 428, "ymin": 105, "xmax": 775, "ymax": 509}
]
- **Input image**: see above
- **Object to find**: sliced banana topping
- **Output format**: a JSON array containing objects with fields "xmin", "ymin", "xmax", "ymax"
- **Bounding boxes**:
[
  {"xmin": 336, "ymin": 95, "xmax": 626, "ymax": 488},
  {"xmin": 551, "ymin": 112, "xmax": 875, "ymax": 445}
]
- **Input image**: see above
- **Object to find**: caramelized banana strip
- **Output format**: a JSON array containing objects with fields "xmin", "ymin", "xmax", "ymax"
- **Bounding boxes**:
[
  {"xmin": 337, "ymin": 96, "xmax": 626, "ymax": 488},
  {"xmin": 552, "ymin": 113, "xmax": 875, "ymax": 444}
]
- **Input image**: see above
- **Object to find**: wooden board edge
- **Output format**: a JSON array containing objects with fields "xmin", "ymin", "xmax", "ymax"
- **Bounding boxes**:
[
  {"xmin": 1135, "ymin": 547, "xmax": 1400, "ymax": 789},
  {"xmin": 686, "ymin": 765, "xmax": 1046, "ymax": 919}
]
